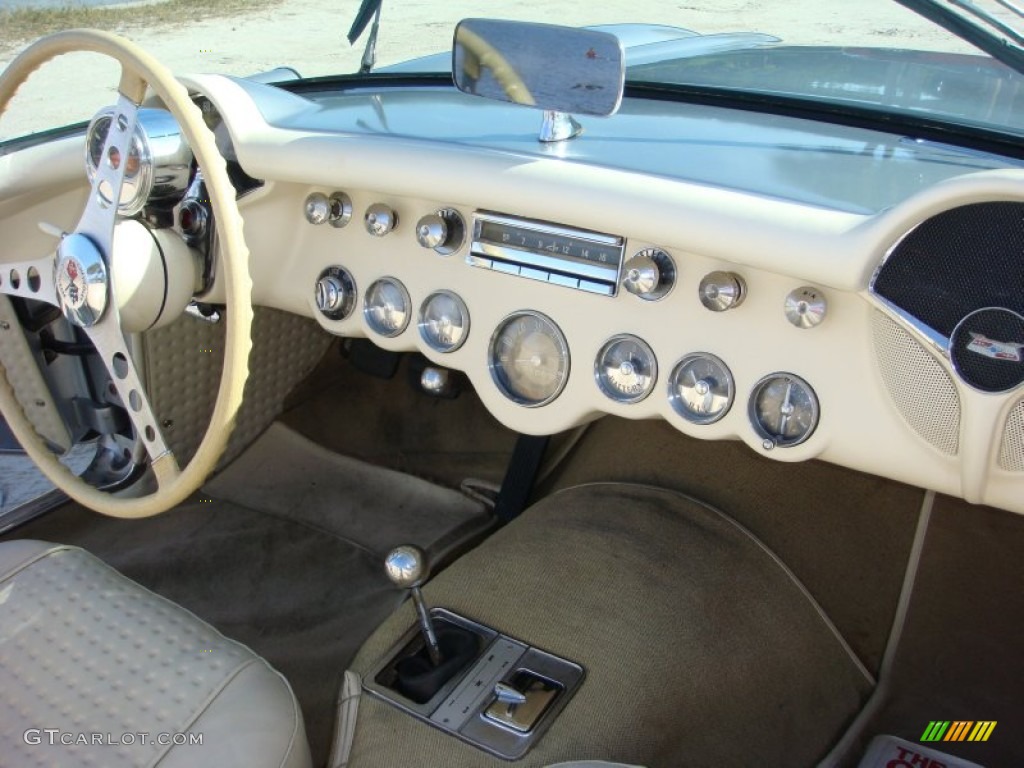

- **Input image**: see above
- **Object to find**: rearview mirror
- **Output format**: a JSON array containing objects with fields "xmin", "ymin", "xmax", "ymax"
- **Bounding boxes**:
[{"xmin": 452, "ymin": 19, "xmax": 625, "ymax": 118}]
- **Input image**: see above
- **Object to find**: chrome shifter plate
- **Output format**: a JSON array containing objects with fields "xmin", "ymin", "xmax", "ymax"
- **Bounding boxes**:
[{"xmin": 364, "ymin": 608, "xmax": 585, "ymax": 760}]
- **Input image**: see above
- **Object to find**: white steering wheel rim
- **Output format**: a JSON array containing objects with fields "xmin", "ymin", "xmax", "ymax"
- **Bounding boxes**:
[{"xmin": 0, "ymin": 29, "xmax": 253, "ymax": 518}]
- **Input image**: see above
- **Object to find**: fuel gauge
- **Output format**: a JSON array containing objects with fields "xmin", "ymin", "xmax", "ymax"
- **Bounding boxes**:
[
  {"xmin": 749, "ymin": 373, "xmax": 819, "ymax": 449},
  {"xmin": 595, "ymin": 335, "xmax": 657, "ymax": 403}
]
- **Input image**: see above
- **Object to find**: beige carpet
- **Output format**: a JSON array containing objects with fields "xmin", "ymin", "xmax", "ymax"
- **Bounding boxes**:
[
  {"xmin": 347, "ymin": 483, "xmax": 873, "ymax": 768},
  {"xmin": 3, "ymin": 422, "xmax": 492, "ymax": 768},
  {"xmin": 540, "ymin": 416, "xmax": 924, "ymax": 677},
  {"xmin": 850, "ymin": 494, "xmax": 1024, "ymax": 768}
]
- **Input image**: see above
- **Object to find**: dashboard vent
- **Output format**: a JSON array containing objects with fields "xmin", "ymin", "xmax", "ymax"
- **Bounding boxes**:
[
  {"xmin": 872, "ymin": 311, "xmax": 960, "ymax": 456},
  {"xmin": 1000, "ymin": 400, "xmax": 1024, "ymax": 472}
]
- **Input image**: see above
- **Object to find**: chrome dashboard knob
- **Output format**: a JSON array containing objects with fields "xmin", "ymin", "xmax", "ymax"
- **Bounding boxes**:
[
  {"xmin": 622, "ymin": 248, "xmax": 675, "ymax": 300},
  {"xmin": 416, "ymin": 209, "xmax": 465, "ymax": 255},
  {"xmin": 784, "ymin": 286, "xmax": 827, "ymax": 329},
  {"xmin": 365, "ymin": 203, "xmax": 397, "ymax": 237},
  {"xmin": 304, "ymin": 192, "xmax": 330, "ymax": 225},
  {"xmin": 416, "ymin": 214, "xmax": 448, "ymax": 249},
  {"xmin": 699, "ymin": 271, "xmax": 746, "ymax": 312}
]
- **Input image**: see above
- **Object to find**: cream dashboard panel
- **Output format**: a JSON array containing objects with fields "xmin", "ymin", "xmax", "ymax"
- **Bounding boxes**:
[
  {"xmin": 185, "ymin": 74, "xmax": 1024, "ymax": 515},
  {"xmin": 238, "ymin": 181, "xmax": 966, "ymax": 503}
]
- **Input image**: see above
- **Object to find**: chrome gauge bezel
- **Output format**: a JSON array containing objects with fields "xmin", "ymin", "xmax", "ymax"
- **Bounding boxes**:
[
  {"xmin": 488, "ymin": 310, "xmax": 570, "ymax": 408},
  {"xmin": 748, "ymin": 372, "xmax": 820, "ymax": 449},
  {"xmin": 85, "ymin": 107, "xmax": 192, "ymax": 216},
  {"xmin": 363, "ymin": 277, "xmax": 412, "ymax": 338},
  {"xmin": 667, "ymin": 352, "xmax": 735, "ymax": 425},
  {"xmin": 594, "ymin": 334, "xmax": 658, "ymax": 404},
  {"xmin": 418, "ymin": 290, "xmax": 471, "ymax": 353}
]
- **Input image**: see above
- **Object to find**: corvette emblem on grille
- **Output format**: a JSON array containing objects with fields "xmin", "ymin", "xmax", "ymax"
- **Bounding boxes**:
[{"xmin": 966, "ymin": 332, "xmax": 1024, "ymax": 363}]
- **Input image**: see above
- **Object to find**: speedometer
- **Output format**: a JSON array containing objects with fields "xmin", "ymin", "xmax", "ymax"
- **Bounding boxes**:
[{"xmin": 488, "ymin": 311, "xmax": 569, "ymax": 407}]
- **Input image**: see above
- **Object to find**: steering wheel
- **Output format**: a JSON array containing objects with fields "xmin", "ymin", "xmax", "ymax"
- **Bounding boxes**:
[{"xmin": 0, "ymin": 30, "xmax": 252, "ymax": 518}]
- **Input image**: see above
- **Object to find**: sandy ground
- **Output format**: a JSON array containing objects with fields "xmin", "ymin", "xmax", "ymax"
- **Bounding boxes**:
[
  {"xmin": 0, "ymin": 0, "xmax": 981, "ymax": 139},
  {"xmin": 0, "ymin": 0, "xmax": 995, "ymax": 512}
]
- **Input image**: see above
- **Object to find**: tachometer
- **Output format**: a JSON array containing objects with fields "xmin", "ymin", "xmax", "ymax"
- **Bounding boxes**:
[
  {"xmin": 85, "ymin": 107, "xmax": 192, "ymax": 216},
  {"xmin": 489, "ymin": 311, "xmax": 569, "ymax": 406}
]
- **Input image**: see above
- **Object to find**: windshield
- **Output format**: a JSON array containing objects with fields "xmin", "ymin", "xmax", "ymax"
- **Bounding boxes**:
[{"xmin": 0, "ymin": 0, "xmax": 1022, "ymax": 141}]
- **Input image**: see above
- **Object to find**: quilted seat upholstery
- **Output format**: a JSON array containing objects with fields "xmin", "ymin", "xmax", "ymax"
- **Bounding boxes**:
[{"xmin": 0, "ymin": 540, "xmax": 311, "ymax": 768}]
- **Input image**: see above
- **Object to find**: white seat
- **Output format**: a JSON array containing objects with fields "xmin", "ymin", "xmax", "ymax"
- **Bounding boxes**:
[{"xmin": 0, "ymin": 540, "xmax": 311, "ymax": 768}]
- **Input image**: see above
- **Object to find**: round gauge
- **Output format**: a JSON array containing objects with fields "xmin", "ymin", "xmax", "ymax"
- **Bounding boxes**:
[
  {"xmin": 668, "ymin": 353, "xmax": 734, "ymax": 424},
  {"xmin": 595, "ymin": 335, "xmax": 657, "ymax": 403},
  {"xmin": 489, "ymin": 311, "xmax": 570, "ymax": 407},
  {"xmin": 419, "ymin": 291, "xmax": 470, "ymax": 352},
  {"xmin": 749, "ymin": 373, "xmax": 819, "ymax": 449},
  {"xmin": 363, "ymin": 277, "xmax": 412, "ymax": 337},
  {"xmin": 85, "ymin": 110, "xmax": 151, "ymax": 215}
]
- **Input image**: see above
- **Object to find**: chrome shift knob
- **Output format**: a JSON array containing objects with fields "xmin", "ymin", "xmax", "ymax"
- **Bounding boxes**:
[
  {"xmin": 385, "ymin": 545, "xmax": 442, "ymax": 666},
  {"xmin": 385, "ymin": 545, "xmax": 429, "ymax": 589}
]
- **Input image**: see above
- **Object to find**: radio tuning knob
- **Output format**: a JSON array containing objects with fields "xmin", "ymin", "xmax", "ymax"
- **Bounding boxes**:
[
  {"xmin": 415, "ymin": 209, "xmax": 465, "ymax": 255},
  {"xmin": 365, "ymin": 203, "xmax": 397, "ymax": 237},
  {"xmin": 622, "ymin": 248, "xmax": 675, "ymax": 301},
  {"xmin": 416, "ymin": 214, "xmax": 447, "ymax": 249},
  {"xmin": 699, "ymin": 271, "xmax": 746, "ymax": 312}
]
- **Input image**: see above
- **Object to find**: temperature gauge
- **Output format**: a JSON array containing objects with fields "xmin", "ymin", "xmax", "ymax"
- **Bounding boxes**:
[
  {"xmin": 668, "ymin": 353, "xmax": 734, "ymax": 424},
  {"xmin": 595, "ymin": 335, "xmax": 657, "ymax": 403},
  {"xmin": 749, "ymin": 373, "xmax": 819, "ymax": 448}
]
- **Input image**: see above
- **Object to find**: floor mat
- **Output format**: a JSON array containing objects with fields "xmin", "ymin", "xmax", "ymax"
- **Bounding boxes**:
[
  {"xmin": 852, "ymin": 495, "xmax": 1024, "ymax": 768},
  {"xmin": 348, "ymin": 483, "xmax": 874, "ymax": 768},
  {"xmin": 3, "ymin": 423, "xmax": 492, "ymax": 767}
]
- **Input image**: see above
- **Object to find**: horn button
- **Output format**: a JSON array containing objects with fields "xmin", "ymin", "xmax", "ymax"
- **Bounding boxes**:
[{"xmin": 56, "ymin": 233, "xmax": 108, "ymax": 328}]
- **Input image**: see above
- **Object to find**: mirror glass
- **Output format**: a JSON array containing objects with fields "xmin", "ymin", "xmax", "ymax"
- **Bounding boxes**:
[{"xmin": 453, "ymin": 19, "xmax": 625, "ymax": 117}]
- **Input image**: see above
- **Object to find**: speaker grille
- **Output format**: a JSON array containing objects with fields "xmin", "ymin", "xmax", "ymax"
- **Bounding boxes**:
[
  {"xmin": 872, "ymin": 202, "xmax": 1024, "ymax": 338},
  {"xmin": 1000, "ymin": 400, "xmax": 1024, "ymax": 472},
  {"xmin": 873, "ymin": 311, "xmax": 960, "ymax": 455}
]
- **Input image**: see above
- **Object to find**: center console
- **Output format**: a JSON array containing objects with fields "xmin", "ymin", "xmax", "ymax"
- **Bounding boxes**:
[{"xmin": 366, "ymin": 547, "xmax": 584, "ymax": 760}]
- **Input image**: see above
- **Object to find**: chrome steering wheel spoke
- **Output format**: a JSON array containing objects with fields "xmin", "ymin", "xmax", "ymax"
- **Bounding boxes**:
[
  {"xmin": 0, "ymin": 254, "xmax": 59, "ymax": 306},
  {"xmin": 79, "ymin": 309, "xmax": 180, "ymax": 484},
  {"xmin": 76, "ymin": 91, "xmax": 139, "ymax": 248}
]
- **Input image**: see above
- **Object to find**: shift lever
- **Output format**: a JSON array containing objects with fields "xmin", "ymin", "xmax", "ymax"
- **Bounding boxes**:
[{"xmin": 385, "ymin": 545, "xmax": 442, "ymax": 666}]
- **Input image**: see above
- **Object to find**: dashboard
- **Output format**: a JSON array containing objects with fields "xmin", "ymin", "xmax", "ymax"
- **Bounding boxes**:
[
  {"xmin": 6, "ymin": 70, "xmax": 1023, "ymax": 516},
  {"xmin": 172, "ymin": 73, "xmax": 1024, "ymax": 516}
]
